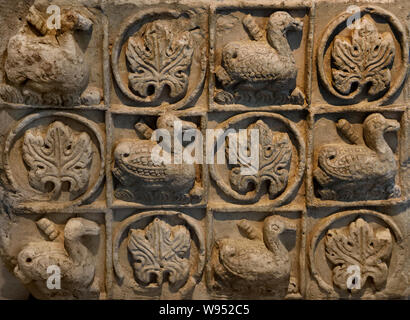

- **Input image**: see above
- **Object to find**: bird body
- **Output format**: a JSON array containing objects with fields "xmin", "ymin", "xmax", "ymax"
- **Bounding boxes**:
[{"xmin": 314, "ymin": 114, "xmax": 400, "ymax": 200}]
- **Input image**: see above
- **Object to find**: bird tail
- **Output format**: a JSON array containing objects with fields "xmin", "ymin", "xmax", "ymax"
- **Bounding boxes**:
[{"xmin": 242, "ymin": 14, "xmax": 264, "ymax": 41}]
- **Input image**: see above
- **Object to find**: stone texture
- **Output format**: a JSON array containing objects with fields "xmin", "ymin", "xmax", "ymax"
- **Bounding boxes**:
[{"xmin": 0, "ymin": 0, "xmax": 408, "ymax": 300}]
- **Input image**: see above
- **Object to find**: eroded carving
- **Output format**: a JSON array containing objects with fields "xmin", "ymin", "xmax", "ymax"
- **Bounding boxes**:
[
  {"xmin": 0, "ymin": 216, "xmax": 100, "ymax": 299},
  {"xmin": 0, "ymin": 5, "xmax": 102, "ymax": 106},
  {"xmin": 308, "ymin": 210, "xmax": 405, "ymax": 299},
  {"xmin": 331, "ymin": 16, "xmax": 395, "ymax": 99},
  {"xmin": 209, "ymin": 112, "xmax": 305, "ymax": 205},
  {"xmin": 128, "ymin": 218, "xmax": 191, "ymax": 290},
  {"xmin": 210, "ymin": 216, "xmax": 296, "ymax": 297},
  {"xmin": 23, "ymin": 121, "xmax": 92, "ymax": 201},
  {"xmin": 317, "ymin": 6, "xmax": 408, "ymax": 105},
  {"xmin": 111, "ymin": 7, "xmax": 206, "ymax": 109},
  {"xmin": 113, "ymin": 211, "xmax": 205, "ymax": 299},
  {"xmin": 314, "ymin": 113, "xmax": 400, "ymax": 201},
  {"xmin": 325, "ymin": 218, "xmax": 392, "ymax": 293},
  {"xmin": 228, "ymin": 120, "xmax": 292, "ymax": 199},
  {"xmin": 215, "ymin": 12, "xmax": 305, "ymax": 105},
  {"xmin": 112, "ymin": 113, "xmax": 203, "ymax": 204},
  {"xmin": 126, "ymin": 20, "xmax": 193, "ymax": 103}
]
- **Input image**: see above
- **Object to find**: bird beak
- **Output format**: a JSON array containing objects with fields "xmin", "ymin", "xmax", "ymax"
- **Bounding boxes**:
[
  {"xmin": 284, "ymin": 220, "xmax": 297, "ymax": 232},
  {"xmin": 81, "ymin": 220, "xmax": 100, "ymax": 236},
  {"xmin": 181, "ymin": 119, "xmax": 198, "ymax": 131},
  {"xmin": 385, "ymin": 119, "xmax": 400, "ymax": 132},
  {"xmin": 75, "ymin": 13, "xmax": 93, "ymax": 31},
  {"xmin": 291, "ymin": 18, "xmax": 303, "ymax": 31}
]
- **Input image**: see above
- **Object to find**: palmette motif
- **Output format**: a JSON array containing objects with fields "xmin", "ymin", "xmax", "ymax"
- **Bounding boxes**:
[
  {"xmin": 128, "ymin": 218, "xmax": 191, "ymax": 290},
  {"xmin": 228, "ymin": 120, "xmax": 292, "ymax": 199},
  {"xmin": 23, "ymin": 121, "xmax": 92, "ymax": 201},
  {"xmin": 331, "ymin": 16, "xmax": 395, "ymax": 98},
  {"xmin": 325, "ymin": 218, "xmax": 392, "ymax": 293},
  {"xmin": 126, "ymin": 20, "xmax": 194, "ymax": 103}
]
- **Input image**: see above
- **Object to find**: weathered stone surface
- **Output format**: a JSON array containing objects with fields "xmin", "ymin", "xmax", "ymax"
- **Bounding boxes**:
[{"xmin": 0, "ymin": 0, "xmax": 408, "ymax": 300}]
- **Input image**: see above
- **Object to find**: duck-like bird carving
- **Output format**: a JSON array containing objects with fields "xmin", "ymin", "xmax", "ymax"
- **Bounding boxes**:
[
  {"xmin": 314, "ymin": 113, "xmax": 401, "ymax": 201},
  {"xmin": 210, "ymin": 216, "xmax": 296, "ymax": 297},
  {"xmin": 12, "ymin": 217, "xmax": 100, "ymax": 299},
  {"xmin": 0, "ymin": 5, "xmax": 100, "ymax": 106},
  {"xmin": 113, "ymin": 113, "xmax": 203, "ymax": 203},
  {"xmin": 215, "ymin": 12, "xmax": 304, "ymax": 105}
]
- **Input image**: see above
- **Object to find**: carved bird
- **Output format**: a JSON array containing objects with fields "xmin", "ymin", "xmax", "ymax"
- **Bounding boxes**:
[
  {"xmin": 2, "ymin": 6, "xmax": 94, "ymax": 106},
  {"xmin": 211, "ymin": 216, "xmax": 296, "ymax": 296},
  {"xmin": 314, "ymin": 113, "xmax": 401, "ymax": 200},
  {"xmin": 216, "ymin": 12, "xmax": 304, "ymax": 101},
  {"xmin": 13, "ymin": 218, "xmax": 100, "ymax": 299},
  {"xmin": 113, "ymin": 113, "xmax": 202, "ymax": 203}
]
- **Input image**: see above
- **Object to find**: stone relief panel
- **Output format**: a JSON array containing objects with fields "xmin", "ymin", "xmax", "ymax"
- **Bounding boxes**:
[
  {"xmin": 0, "ymin": 0, "xmax": 408, "ymax": 301},
  {"xmin": 307, "ymin": 110, "xmax": 407, "ymax": 207},
  {"xmin": 307, "ymin": 210, "xmax": 406, "ymax": 299},
  {"xmin": 0, "ymin": 110, "xmax": 106, "ymax": 212},
  {"xmin": 110, "ymin": 112, "xmax": 205, "ymax": 207},
  {"xmin": 109, "ymin": 4, "xmax": 207, "ymax": 113},
  {"xmin": 112, "ymin": 210, "xmax": 205, "ymax": 299},
  {"xmin": 0, "ymin": 211, "xmax": 106, "ymax": 299},
  {"xmin": 207, "ymin": 210, "xmax": 303, "ymax": 299},
  {"xmin": 210, "ymin": 5, "xmax": 310, "ymax": 111},
  {"xmin": 208, "ymin": 112, "xmax": 306, "ymax": 210},
  {"xmin": 314, "ymin": 5, "xmax": 409, "ymax": 107},
  {"xmin": 0, "ymin": 1, "xmax": 105, "ymax": 108}
]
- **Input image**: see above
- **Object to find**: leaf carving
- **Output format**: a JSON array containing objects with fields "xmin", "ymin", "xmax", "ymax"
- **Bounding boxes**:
[
  {"xmin": 325, "ymin": 218, "xmax": 393, "ymax": 292},
  {"xmin": 127, "ymin": 218, "xmax": 191, "ymax": 289},
  {"xmin": 126, "ymin": 20, "xmax": 194, "ymax": 103},
  {"xmin": 22, "ymin": 121, "xmax": 92, "ymax": 200},
  {"xmin": 228, "ymin": 120, "xmax": 292, "ymax": 198},
  {"xmin": 331, "ymin": 16, "xmax": 395, "ymax": 98}
]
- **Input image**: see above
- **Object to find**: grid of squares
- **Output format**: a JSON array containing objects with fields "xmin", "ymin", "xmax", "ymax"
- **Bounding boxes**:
[{"xmin": 0, "ymin": 0, "xmax": 409, "ymax": 299}]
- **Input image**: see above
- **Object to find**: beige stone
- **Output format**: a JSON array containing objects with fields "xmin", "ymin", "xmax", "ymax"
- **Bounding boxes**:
[{"xmin": 0, "ymin": 0, "xmax": 408, "ymax": 300}]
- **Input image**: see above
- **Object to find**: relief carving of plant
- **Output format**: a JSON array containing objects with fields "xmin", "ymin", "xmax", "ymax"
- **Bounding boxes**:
[
  {"xmin": 325, "ymin": 218, "xmax": 393, "ymax": 292},
  {"xmin": 331, "ymin": 16, "xmax": 395, "ymax": 98},
  {"xmin": 127, "ymin": 218, "xmax": 191, "ymax": 289},
  {"xmin": 126, "ymin": 20, "xmax": 194, "ymax": 103},
  {"xmin": 22, "ymin": 121, "xmax": 92, "ymax": 200},
  {"xmin": 228, "ymin": 120, "xmax": 292, "ymax": 198}
]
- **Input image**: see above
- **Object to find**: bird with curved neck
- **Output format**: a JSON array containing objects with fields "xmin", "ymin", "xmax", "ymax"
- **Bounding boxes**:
[
  {"xmin": 211, "ymin": 216, "xmax": 296, "ymax": 297},
  {"xmin": 0, "ymin": 5, "xmax": 100, "ymax": 106},
  {"xmin": 112, "ymin": 113, "xmax": 203, "ymax": 203},
  {"xmin": 13, "ymin": 217, "xmax": 100, "ymax": 299},
  {"xmin": 215, "ymin": 11, "xmax": 304, "ymax": 104},
  {"xmin": 314, "ymin": 113, "xmax": 401, "ymax": 201}
]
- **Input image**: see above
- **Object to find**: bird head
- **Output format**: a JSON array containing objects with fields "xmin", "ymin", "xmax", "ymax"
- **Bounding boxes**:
[
  {"xmin": 263, "ymin": 216, "xmax": 297, "ymax": 237},
  {"xmin": 61, "ymin": 10, "xmax": 93, "ymax": 33},
  {"xmin": 363, "ymin": 113, "xmax": 400, "ymax": 135},
  {"xmin": 64, "ymin": 218, "xmax": 100, "ymax": 241},
  {"xmin": 268, "ymin": 11, "xmax": 303, "ymax": 35}
]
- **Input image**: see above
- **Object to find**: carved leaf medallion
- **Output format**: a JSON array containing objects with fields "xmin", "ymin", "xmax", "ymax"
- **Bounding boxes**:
[
  {"xmin": 22, "ymin": 121, "xmax": 92, "ymax": 200},
  {"xmin": 126, "ymin": 20, "xmax": 194, "ymax": 102},
  {"xmin": 331, "ymin": 16, "xmax": 395, "ymax": 97},
  {"xmin": 128, "ymin": 218, "xmax": 191, "ymax": 289},
  {"xmin": 228, "ymin": 120, "xmax": 292, "ymax": 198},
  {"xmin": 325, "ymin": 218, "xmax": 393, "ymax": 291}
]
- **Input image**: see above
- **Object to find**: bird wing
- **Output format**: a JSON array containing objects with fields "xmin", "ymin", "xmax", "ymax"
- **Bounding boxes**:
[{"xmin": 318, "ymin": 145, "xmax": 381, "ymax": 181}]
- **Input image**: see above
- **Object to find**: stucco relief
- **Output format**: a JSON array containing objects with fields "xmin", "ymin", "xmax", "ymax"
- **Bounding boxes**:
[{"xmin": 0, "ymin": 0, "xmax": 408, "ymax": 301}]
